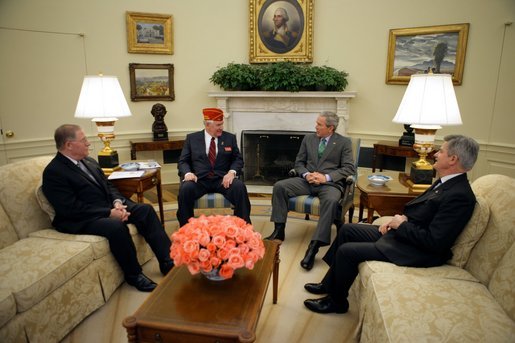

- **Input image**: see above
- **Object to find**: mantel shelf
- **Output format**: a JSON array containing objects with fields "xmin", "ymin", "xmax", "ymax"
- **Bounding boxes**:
[{"xmin": 208, "ymin": 91, "xmax": 357, "ymax": 99}]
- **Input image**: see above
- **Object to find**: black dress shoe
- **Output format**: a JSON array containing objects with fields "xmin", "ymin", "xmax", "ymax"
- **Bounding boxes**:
[
  {"xmin": 264, "ymin": 223, "xmax": 285, "ymax": 241},
  {"xmin": 304, "ymin": 296, "xmax": 348, "ymax": 314},
  {"xmin": 300, "ymin": 241, "xmax": 320, "ymax": 270},
  {"xmin": 159, "ymin": 259, "xmax": 175, "ymax": 276},
  {"xmin": 304, "ymin": 282, "xmax": 327, "ymax": 295},
  {"xmin": 126, "ymin": 273, "xmax": 157, "ymax": 292}
]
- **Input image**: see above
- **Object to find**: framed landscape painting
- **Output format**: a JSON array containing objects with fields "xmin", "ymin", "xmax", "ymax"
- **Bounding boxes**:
[
  {"xmin": 386, "ymin": 23, "xmax": 469, "ymax": 85},
  {"xmin": 249, "ymin": 0, "xmax": 313, "ymax": 63},
  {"xmin": 129, "ymin": 63, "xmax": 175, "ymax": 101},
  {"xmin": 126, "ymin": 12, "xmax": 173, "ymax": 54}
]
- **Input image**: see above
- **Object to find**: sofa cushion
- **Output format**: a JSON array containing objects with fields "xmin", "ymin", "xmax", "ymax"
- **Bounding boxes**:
[
  {"xmin": 0, "ymin": 156, "xmax": 54, "ymax": 239},
  {"xmin": 448, "ymin": 195, "xmax": 489, "ymax": 267},
  {"xmin": 360, "ymin": 273, "xmax": 515, "ymax": 342},
  {"xmin": 0, "ymin": 237, "xmax": 93, "ymax": 312},
  {"xmin": 467, "ymin": 174, "xmax": 515, "ymax": 285},
  {"xmin": 488, "ymin": 242, "xmax": 515, "ymax": 322},
  {"xmin": 0, "ymin": 288, "xmax": 16, "ymax": 327},
  {"xmin": 29, "ymin": 229, "xmax": 110, "ymax": 260},
  {"xmin": 0, "ymin": 203, "xmax": 19, "ymax": 250},
  {"xmin": 29, "ymin": 223, "xmax": 147, "ymax": 260},
  {"xmin": 35, "ymin": 179, "xmax": 55, "ymax": 221},
  {"xmin": 358, "ymin": 260, "xmax": 478, "ymax": 292}
]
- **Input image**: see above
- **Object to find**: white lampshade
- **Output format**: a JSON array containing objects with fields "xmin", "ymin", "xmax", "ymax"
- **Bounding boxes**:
[
  {"xmin": 74, "ymin": 75, "xmax": 131, "ymax": 121},
  {"xmin": 392, "ymin": 74, "xmax": 462, "ymax": 127}
]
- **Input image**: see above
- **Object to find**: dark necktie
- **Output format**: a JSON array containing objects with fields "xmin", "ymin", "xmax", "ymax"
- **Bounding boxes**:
[
  {"xmin": 77, "ymin": 160, "xmax": 98, "ymax": 184},
  {"xmin": 318, "ymin": 138, "xmax": 327, "ymax": 158},
  {"xmin": 208, "ymin": 137, "xmax": 216, "ymax": 167}
]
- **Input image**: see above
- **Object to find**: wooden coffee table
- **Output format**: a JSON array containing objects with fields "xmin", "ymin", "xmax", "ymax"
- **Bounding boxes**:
[
  {"xmin": 123, "ymin": 239, "xmax": 281, "ymax": 343},
  {"xmin": 357, "ymin": 171, "xmax": 420, "ymax": 223}
]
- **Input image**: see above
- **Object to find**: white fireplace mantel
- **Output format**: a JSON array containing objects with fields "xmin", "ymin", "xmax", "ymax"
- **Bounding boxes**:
[{"xmin": 208, "ymin": 91, "xmax": 357, "ymax": 145}]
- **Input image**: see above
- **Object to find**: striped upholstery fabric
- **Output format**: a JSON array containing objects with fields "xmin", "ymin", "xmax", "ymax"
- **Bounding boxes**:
[
  {"xmin": 194, "ymin": 193, "xmax": 232, "ymax": 209},
  {"xmin": 288, "ymin": 195, "xmax": 320, "ymax": 216},
  {"xmin": 287, "ymin": 137, "xmax": 360, "ymax": 223}
]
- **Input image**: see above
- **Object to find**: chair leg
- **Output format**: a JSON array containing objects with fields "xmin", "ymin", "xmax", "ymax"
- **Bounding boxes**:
[{"xmin": 348, "ymin": 205, "xmax": 355, "ymax": 223}]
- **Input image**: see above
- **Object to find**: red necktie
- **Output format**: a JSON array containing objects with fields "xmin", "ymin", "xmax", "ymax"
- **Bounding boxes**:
[{"xmin": 208, "ymin": 137, "xmax": 216, "ymax": 167}]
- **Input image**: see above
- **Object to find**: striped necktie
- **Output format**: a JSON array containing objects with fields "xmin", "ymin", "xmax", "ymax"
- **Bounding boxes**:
[
  {"xmin": 318, "ymin": 138, "xmax": 327, "ymax": 158},
  {"xmin": 208, "ymin": 137, "xmax": 216, "ymax": 167}
]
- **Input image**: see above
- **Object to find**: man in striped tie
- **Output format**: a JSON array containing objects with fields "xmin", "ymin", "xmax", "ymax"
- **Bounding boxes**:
[{"xmin": 177, "ymin": 108, "xmax": 251, "ymax": 226}]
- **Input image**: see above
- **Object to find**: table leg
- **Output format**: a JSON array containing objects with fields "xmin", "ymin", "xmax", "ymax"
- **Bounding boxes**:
[
  {"xmin": 367, "ymin": 207, "xmax": 375, "ymax": 223},
  {"xmin": 156, "ymin": 179, "xmax": 165, "ymax": 227},
  {"xmin": 358, "ymin": 192, "xmax": 366, "ymax": 222},
  {"xmin": 273, "ymin": 241, "xmax": 280, "ymax": 304}
]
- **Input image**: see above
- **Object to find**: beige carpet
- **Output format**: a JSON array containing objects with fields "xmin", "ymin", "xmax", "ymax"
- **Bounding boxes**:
[{"xmin": 61, "ymin": 201, "xmax": 360, "ymax": 343}]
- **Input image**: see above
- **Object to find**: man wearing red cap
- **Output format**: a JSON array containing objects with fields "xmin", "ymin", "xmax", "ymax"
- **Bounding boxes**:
[{"xmin": 177, "ymin": 108, "xmax": 251, "ymax": 226}]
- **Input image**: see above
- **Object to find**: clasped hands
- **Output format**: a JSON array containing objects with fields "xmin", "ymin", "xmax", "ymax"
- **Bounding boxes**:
[
  {"xmin": 183, "ymin": 171, "xmax": 235, "ymax": 189},
  {"xmin": 110, "ymin": 203, "xmax": 130, "ymax": 222},
  {"xmin": 378, "ymin": 214, "xmax": 408, "ymax": 235},
  {"xmin": 305, "ymin": 172, "xmax": 327, "ymax": 185}
]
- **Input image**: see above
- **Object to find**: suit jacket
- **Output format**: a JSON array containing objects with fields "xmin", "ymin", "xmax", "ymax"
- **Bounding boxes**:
[
  {"xmin": 42, "ymin": 152, "xmax": 128, "ymax": 234},
  {"xmin": 294, "ymin": 133, "xmax": 355, "ymax": 187},
  {"xmin": 178, "ymin": 130, "xmax": 243, "ymax": 180},
  {"xmin": 376, "ymin": 173, "xmax": 476, "ymax": 267}
]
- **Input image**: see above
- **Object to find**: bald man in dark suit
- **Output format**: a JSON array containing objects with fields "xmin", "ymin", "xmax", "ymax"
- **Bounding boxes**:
[
  {"xmin": 43, "ymin": 124, "xmax": 173, "ymax": 292},
  {"xmin": 303, "ymin": 135, "xmax": 480, "ymax": 314}
]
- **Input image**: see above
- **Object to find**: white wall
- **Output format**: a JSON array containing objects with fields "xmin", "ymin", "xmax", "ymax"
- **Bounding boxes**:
[{"xmin": 1, "ymin": 0, "xmax": 514, "ymax": 182}]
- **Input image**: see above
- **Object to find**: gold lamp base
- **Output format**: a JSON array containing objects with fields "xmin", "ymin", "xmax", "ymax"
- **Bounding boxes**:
[
  {"xmin": 94, "ymin": 119, "xmax": 120, "ymax": 170},
  {"xmin": 404, "ymin": 125, "xmax": 439, "ymax": 190}
]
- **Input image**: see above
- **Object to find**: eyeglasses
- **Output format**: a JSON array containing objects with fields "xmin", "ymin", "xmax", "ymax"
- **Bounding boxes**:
[{"xmin": 69, "ymin": 137, "xmax": 89, "ymax": 144}]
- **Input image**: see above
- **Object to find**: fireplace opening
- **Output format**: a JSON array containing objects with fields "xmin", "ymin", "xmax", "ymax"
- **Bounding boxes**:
[{"xmin": 241, "ymin": 130, "xmax": 313, "ymax": 186}]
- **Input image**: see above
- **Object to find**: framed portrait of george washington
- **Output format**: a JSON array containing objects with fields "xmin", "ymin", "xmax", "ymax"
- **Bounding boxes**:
[
  {"xmin": 250, "ymin": 0, "xmax": 313, "ymax": 63},
  {"xmin": 386, "ymin": 23, "xmax": 469, "ymax": 85}
]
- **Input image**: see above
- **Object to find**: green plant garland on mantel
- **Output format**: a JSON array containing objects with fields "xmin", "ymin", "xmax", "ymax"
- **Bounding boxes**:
[{"xmin": 210, "ymin": 62, "xmax": 348, "ymax": 92}]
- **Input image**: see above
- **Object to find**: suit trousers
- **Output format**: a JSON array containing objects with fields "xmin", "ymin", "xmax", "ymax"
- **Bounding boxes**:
[
  {"xmin": 270, "ymin": 177, "xmax": 342, "ymax": 245},
  {"xmin": 83, "ymin": 202, "xmax": 171, "ymax": 278},
  {"xmin": 321, "ymin": 224, "xmax": 390, "ymax": 306},
  {"xmin": 176, "ymin": 177, "xmax": 252, "ymax": 226}
]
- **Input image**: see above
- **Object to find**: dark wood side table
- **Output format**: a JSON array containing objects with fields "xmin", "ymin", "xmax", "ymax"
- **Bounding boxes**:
[
  {"xmin": 109, "ymin": 169, "xmax": 165, "ymax": 226},
  {"xmin": 373, "ymin": 140, "xmax": 437, "ymax": 172},
  {"xmin": 357, "ymin": 170, "xmax": 419, "ymax": 223},
  {"xmin": 130, "ymin": 138, "xmax": 185, "ymax": 160}
]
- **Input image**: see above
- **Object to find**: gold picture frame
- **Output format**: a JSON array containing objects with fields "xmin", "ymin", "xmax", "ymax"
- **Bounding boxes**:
[
  {"xmin": 386, "ymin": 23, "xmax": 469, "ymax": 85},
  {"xmin": 126, "ymin": 11, "xmax": 173, "ymax": 55},
  {"xmin": 129, "ymin": 63, "xmax": 175, "ymax": 102},
  {"xmin": 250, "ymin": 0, "xmax": 313, "ymax": 63}
]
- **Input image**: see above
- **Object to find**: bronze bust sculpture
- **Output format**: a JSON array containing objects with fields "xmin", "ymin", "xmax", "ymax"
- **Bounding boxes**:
[{"xmin": 151, "ymin": 103, "xmax": 168, "ymax": 141}]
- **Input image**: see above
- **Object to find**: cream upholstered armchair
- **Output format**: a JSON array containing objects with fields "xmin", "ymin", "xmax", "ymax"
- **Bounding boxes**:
[{"xmin": 287, "ymin": 137, "xmax": 360, "ymax": 226}]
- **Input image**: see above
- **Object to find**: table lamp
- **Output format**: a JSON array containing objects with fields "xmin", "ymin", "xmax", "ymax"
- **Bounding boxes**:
[
  {"xmin": 392, "ymin": 73, "xmax": 462, "ymax": 188},
  {"xmin": 74, "ymin": 74, "xmax": 132, "ymax": 172}
]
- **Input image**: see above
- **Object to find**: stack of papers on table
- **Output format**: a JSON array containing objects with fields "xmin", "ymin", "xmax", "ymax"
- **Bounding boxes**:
[
  {"xmin": 137, "ymin": 161, "xmax": 161, "ymax": 169},
  {"xmin": 108, "ymin": 171, "xmax": 145, "ymax": 180}
]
